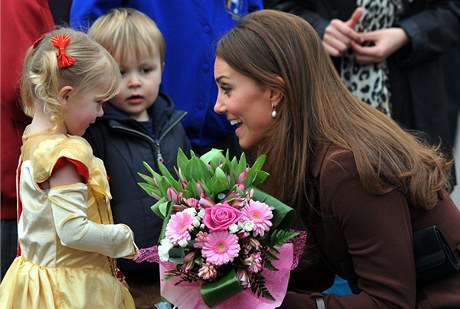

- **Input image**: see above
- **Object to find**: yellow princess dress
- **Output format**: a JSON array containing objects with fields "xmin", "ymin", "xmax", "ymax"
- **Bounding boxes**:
[{"xmin": 0, "ymin": 131, "xmax": 137, "ymax": 309}]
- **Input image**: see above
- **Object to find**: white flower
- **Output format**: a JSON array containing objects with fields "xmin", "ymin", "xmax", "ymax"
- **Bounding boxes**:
[
  {"xmin": 183, "ymin": 207, "xmax": 197, "ymax": 216},
  {"xmin": 178, "ymin": 239, "xmax": 189, "ymax": 247},
  {"xmin": 228, "ymin": 223, "xmax": 239, "ymax": 233},
  {"xmin": 158, "ymin": 239, "xmax": 174, "ymax": 261},
  {"xmin": 239, "ymin": 219, "xmax": 254, "ymax": 232},
  {"xmin": 192, "ymin": 217, "xmax": 201, "ymax": 228},
  {"xmin": 198, "ymin": 208, "xmax": 206, "ymax": 218}
]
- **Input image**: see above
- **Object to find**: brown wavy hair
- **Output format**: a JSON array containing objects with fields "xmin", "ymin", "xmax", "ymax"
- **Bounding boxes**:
[{"xmin": 216, "ymin": 10, "xmax": 451, "ymax": 211}]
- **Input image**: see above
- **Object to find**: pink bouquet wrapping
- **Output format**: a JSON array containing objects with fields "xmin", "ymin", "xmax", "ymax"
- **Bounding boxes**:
[{"xmin": 136, "ymin": 149, "xmax": 306, "ymax": 308}]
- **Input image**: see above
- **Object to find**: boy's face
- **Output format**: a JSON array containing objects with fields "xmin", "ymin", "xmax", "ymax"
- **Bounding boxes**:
[{"xmin": 109, "ymin": 48, "xmax": 163, "ymax": 121}]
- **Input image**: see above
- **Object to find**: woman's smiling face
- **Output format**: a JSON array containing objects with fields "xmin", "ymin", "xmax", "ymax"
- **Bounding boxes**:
[{"xmin": 213, "ymin": 57, "xmax": 275, "ymax": 150}]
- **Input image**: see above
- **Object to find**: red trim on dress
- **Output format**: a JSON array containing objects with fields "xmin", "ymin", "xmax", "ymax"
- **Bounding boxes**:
[{"xmin": 53, "ymin": 157, "xmax": 89, "ymax": 183}]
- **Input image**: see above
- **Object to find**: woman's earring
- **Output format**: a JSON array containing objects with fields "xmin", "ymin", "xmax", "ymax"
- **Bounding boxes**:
[{"xmin": 271, "ymin": 104, "xmax": 277, "ymax": 119}]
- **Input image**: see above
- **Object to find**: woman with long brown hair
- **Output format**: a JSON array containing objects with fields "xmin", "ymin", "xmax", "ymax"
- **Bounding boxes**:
[{"xmin": 213, "ymin": 9, "xmax": 460, "ymax": 308}]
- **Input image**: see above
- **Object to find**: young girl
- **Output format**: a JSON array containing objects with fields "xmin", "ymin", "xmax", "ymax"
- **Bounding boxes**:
[{"xmin": 0, "ymin": 28, "xmax": 137, "ymax": 308}]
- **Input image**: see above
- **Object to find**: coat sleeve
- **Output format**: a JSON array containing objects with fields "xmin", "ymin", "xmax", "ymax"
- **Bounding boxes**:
[
  {"xmin": 394, "ymin": 0, "xmax": 460, "ymax": 66},
  {"xmin": 282, "ymin": 151, "xmax": 417, "ymax": 308},
  {"xmin": 263, "ymin": 0, "xmax": 330, "ymax": 37}
]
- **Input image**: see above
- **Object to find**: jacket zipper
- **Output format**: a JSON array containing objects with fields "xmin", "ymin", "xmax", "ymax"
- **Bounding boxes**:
[{"xmin": 111, "ymin": 112, "xmax": 187, "ymax": 163}]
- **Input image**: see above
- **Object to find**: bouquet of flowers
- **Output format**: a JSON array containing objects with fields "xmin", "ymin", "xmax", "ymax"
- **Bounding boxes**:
[{"xmin": 136, "ymin": 149, "xmax": 304, "ymax": 308}]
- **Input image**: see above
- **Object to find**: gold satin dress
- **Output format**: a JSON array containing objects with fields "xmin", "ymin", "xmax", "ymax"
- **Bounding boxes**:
[{"xmin": 0, "ymin": 132, "xmax": 136, "ymax": 309}]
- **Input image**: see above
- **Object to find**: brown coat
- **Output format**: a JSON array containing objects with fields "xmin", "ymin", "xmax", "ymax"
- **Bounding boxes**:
[{"xmin": 282, "ymin": 144, "xmax": 460, "ymax": 308}]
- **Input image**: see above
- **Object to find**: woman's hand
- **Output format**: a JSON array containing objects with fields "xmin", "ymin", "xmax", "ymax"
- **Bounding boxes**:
[
  {"xmin": 322, "ymin": 7, "xmax": 363, "ymax": 57},
  {"xmin": 350, "ymin": 28, "xmax": 410, "ymax": 64}
]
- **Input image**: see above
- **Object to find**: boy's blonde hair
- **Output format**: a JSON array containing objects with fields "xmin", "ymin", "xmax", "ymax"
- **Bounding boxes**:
[
  {"xmin": 21, "ymin": 27, "xmax": 120, "ymax": 130},
  {"xmin": 88, "ymin": 8, "xmax": 166, "ymax": 65}
]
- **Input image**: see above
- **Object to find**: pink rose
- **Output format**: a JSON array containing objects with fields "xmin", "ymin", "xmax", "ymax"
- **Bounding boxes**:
[{"xmin": 203, "ymin": 202, "xmax": 243, "ymax": 232}]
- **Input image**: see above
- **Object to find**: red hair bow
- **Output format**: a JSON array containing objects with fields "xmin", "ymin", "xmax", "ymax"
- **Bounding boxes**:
[{"xmin": 49, "ymin": 34, "xmax": 75, "ymax": 68}]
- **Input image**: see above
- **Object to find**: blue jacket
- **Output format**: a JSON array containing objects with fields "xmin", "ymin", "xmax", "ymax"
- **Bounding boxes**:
[
  {"xmin": 71, "ymin": 0, "xmax": 263, "ymax": 149},
  {"xmin": 83, "ymin": 93, "xmax": 191, "ymax": 279}
]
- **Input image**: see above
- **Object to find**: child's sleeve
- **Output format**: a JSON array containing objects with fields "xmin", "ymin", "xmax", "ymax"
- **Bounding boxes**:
[{"xmin": 48, "ymin": 182, "xmax": 138, "ymax": 259}]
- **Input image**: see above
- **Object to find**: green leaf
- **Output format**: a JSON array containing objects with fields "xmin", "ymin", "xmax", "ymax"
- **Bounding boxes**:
[
  {"xmin": 269, "ymin": 229, "xmax": 299, "ymax": 247},
  {"xmin": 137, "ymin": 182, "xmax": 151, "ymax": 193},
  {"xmin": 137, "ymin": 172, "xmax": 154, "ymax": 184},
  {"xmin": 252, "ymin": 170, "xmax": 270, "ymax": 186},
  {"xmin": 243, "ymin": 155, "xmax": 266, "ymax": 187},
  {"xmin": 168, "ymin": 247, "xmax": 186, "ymax": 264},
  {"xmin": 209, "ymin": 167, "xmax": 230, "ymax": 194},
  {"xmin": 156, "ymin": 177, "xmax": 174, "ymax": 196},
  {"xmin": 142, "ymin": 161, "xmax": 157, "ymax": 176},
  {"xmin": 151, "ymin": 198, "xmax": 169, "ymax": 219},
  {"xmin": 228, "ymin": 156, "xmax": 239, "ymax": 185},
  {"xmin": 201, "ymin": 269, "xmax": 243, "ymax": 308},
  {"xmin": 269, "ymin": 246, "xmax": 280, "ymax": 255},
  {"xmin": 185, "ymin": 181, "xmax": 200, "ymax": 198},
  {"xmin": 158, "ymin": 160, "xmax": 179, "ymax": 188},
  {"xmin": 264, "ymin": 249, "xmax": 278, "ymax": 261},
  {"xmin": 199, "ymin": 148, "xmax": 224, "ymax": 165},
  {"xmin": 263, "ymin": 257, "xmax": 278, "ymax": 271},
  {"xmin": 185, "ymin": 156, "xmax": 213, "ymax": 181},
  {"xmin": 137, "ymin": 182, "xmax": 161, "ymax": 199},
  {"xmin": 236, "ymin": 153, "xmax": 247, "ymax": 176},
  {"xmin": 176, "ymin": 148, "xmax": 189, "ymax": 175},
  {"xmin": 158, "ymin": 202, "xmax": 174, "ymax": 241},
  {"xmin": 250, "ymin": 273, "xmax": 275, "ymax": 301}
]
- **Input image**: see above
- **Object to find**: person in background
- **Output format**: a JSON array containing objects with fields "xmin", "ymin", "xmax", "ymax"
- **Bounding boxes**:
[
  {"xmin": 48, "ymin": 0, "xmax": 72, "ymax": 25},
  {"xmin": 0, "ymin": 27, "xmax": 137, "ymax": 308},
  {"xmin": 213, "ymin": 10, "xmax": 460, "ymax": 308},
  {"xmin": 1, "ymin": 0, "xmax": 55, "ymax": 280},
  {"xmin": 85, "ymin": 8, "xmax": 192, "ymax": 308},
  {"xmin": 441, "ymin": 46, "xmax": 460, "ymax": 146},
  {"xmin": 263, "ymin": 0, "xmax": 460, "ymax": 187},
  {"xmin": 70, "ymin": 0, "xmax": 263, "ymax": 158}
]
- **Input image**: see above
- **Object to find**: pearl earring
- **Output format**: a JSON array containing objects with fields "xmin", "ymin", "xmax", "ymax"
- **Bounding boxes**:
[{"xmin": 271, "ymin": 104, "xmax": 277, "ymax": 119}]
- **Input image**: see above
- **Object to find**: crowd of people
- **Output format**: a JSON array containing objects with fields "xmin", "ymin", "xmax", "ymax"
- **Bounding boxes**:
[{"xmin": 1, "ymin": 1, "xmax": 459, "ymax": 308}]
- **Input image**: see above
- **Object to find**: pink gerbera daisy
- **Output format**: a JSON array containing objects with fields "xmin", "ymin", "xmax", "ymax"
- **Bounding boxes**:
[
  {"xmin": 202, "ymin": 231, "xmax": 240, "ymax": 266},
  {"xmin": 165, "ymin": 211, "xmax": 194, "ymax": 245},
  {"xmin": 242, "ymin": 200, "xmax": 273, "ymax": 237}
]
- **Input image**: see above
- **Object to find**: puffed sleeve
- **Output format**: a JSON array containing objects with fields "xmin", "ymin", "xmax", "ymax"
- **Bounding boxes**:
[
  {"xmin": 31, "ymin": 135, "xmax": 93, "ymax": 184},
  {"xmin": 30, "ymin": 135, "xmax": 137, "ymax": 258}
]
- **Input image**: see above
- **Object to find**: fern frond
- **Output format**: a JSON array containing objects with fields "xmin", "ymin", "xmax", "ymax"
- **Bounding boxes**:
[
  {"xmin": 269, "ymin": 230, "xmax": 299, "ymax": 247},
  {"xmin": 250, "ymin": 273, "xmax": 275, "ymax": 301}
]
